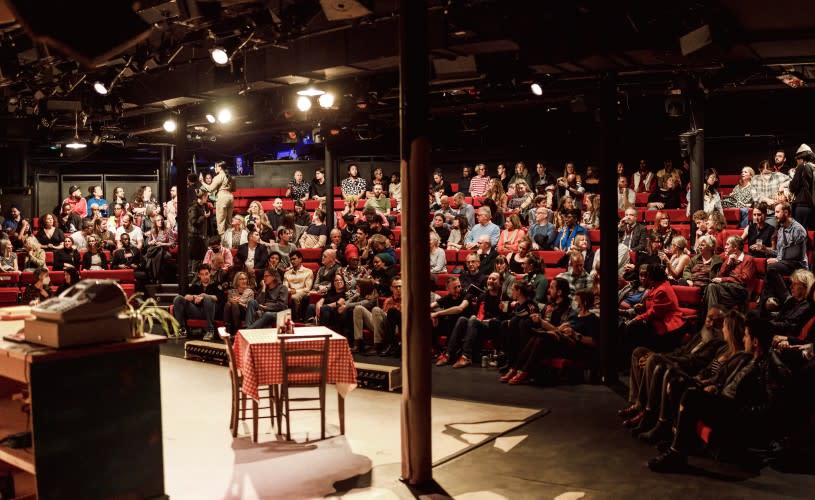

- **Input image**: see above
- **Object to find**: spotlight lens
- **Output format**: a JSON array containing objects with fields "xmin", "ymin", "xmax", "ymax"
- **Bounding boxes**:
[
  {"xmin": 66, "ymin": 141, "xmax": 87, "ymax": 149},
  {"xmin": 318, "ymin": 93, "xmax": 335, "ymax": 109},
  {"xmin": 296, "ymin": 96, "xmax": 312, "ymax": 112},
  {"xmin": 211, "ymin": 48, "xmax": 229, "ymax": 65},
  {"xmin": 296, "ymin": 87, "xmax": 325, "ymax": 97},
  {"xmin": 217, "ymin": 109, "xmax": 232, "ymax": 124},
  {"xmin": 93, "ymin": 82, "xmax": 108, "ymax": 95},
  {"xmin": 531, "ymin": 83, "xmax": 543, "ymax": 96},
  {"xmin": 163, "ymin": 119, "xmax": 177, "ymax": 133},
  {"xmin": 205, "ymin": 114, "xmax": 216, "ymax": 124}
]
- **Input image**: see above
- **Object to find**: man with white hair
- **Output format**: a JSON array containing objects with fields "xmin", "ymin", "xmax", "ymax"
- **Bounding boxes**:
[
  {"xmin": 476, "ymin": 234, "xmax": 498, "ymax": 274},
  {"xmin": 464, "ymin": 206, "xmax": 500, "ymax": 249}
]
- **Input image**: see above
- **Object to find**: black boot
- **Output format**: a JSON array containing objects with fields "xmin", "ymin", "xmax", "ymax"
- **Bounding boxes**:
[
  {"xmin": 350, "ymin": 339, "xmax": 364, "ymax": 354},
  {"xmin": 639, "ymin": 419, "xmax": 673, "ymax": 445},
  {"xmin": 363, "ymin": 342, "xmax": 378, "ymax": 356},
  {"xmin": 632, "ymin": 410, "xmax": 657, "ymax": 437}
]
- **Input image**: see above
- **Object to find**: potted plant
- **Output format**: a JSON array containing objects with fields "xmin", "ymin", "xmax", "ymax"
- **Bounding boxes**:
[{"xmin": 126, "ymin": 293, "xmax": 180, "ymax": 338}]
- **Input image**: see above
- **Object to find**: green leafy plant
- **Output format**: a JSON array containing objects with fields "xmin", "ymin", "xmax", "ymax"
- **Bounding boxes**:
[{"xmin": 126, "ymin": 293, "xmax": 180, "ymax": 338}]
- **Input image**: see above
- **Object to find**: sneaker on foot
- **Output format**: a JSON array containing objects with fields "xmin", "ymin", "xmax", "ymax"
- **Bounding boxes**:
[
  {"xmin": 203, "ymin": 330, "xmax": 215, "ymax": 342},
  {"xmin": 452, "ymin": 356, "xmax": 472, "ymax": 368},
  {"xmin": 435, "ymin": 353, "xmax": 450, "ymax": 366},
  {"xmin": 177, "ymin": 328, "xmax": 188, "ymax": 338}
]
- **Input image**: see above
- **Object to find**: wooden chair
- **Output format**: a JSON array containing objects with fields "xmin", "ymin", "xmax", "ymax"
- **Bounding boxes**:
[
  {"xmin": 278, "ymin": 333, "xmax": 331, "ymax": 441},
  {"xmin": 218, "ymin": 327, "xmax": 278, "ymax": 442}
]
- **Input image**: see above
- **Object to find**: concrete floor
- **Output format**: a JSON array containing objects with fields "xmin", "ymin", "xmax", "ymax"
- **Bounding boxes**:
[{"xmin": 160, "ymin": 342, "xmax": 815, "ymax": 499}]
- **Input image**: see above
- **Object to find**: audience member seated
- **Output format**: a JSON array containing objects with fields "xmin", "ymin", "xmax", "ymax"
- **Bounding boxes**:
[
  {"xmin": 268, "ymin": 227, "xmax": 296, "ymax": 268},
  {"xmin": 582, "ymin": 194, "xmax": 601, "ymax": 229},
  {"xmin": 507, "ymin": 180, "xmax": 533, "ymax": 215},
  {"xmin": 705, "ymin": 236, "xmax": 756, "ymax": 311},
  {"xmin": 528, "ymin": 206, "xmax": 556, "ymax": 250},
  {"xmin": 62, "ymin": 185, "xmax": 88, "ymax": 219},
  {"xmin": 722, "ymin": 166, "xmax": 755, "ymax": 227},
  {"xmin": 624, "ymin": 263, "xmax": 686, "ymax": 353},
  {"xmin": 311, "ymin": 273, "xmax": 347, "ymax": 332},
  {"xmin": 484, "ymin": 178, "xmax": 508, "ymax": 213},
  {"xmin": 432, "ymin": 195, "xmax": 456, "ymax": 222},
  {"xmin": 341, "ymin": 163, "xmax": 368, "ymax": 204},
  {"xmin": 223, "ymin": 271, "xmax": 254, "ymax": 335},
  {"xmin": 172, "ymin": 264, "xmax": 224, "ymax": 339},
  {"xmin": 445, "ymin": 214, "xmax": 470, "ymax": 251},
  {"xmin": 325, "ymin": 229, "xmax": 347, "ymax": 265},
  {"xmin": 553, "ymin": 208, "xmax": 587, "ymax": 253},
  {"xmin": 767, "ymin": 269, "xmax": 815, "ymax": 339},
  {"xmin": 649, "ymin": 211, "xmax": 677, "ymax": 249},
  {"xmin": 115, "ymin": 214, "xmax": 144, "ymax": 251},
  {"xmin": 430, "ymin": 276, "xmax": 471, "ymax": 351},
  {"xmin": 237, "ymin": 228, "xmax": 270, "ymax": 280},
  {"xmin": 429, "ymin": 233, "xmax": 447, "ymax": 274},
  {"xmin": 221, "ymin": 214, "xmax": 248, "ymax": 250},
  {"xmin": 389, "ymin": 172, "xmax": 402, "ymax": 211},
  {"xmin": 111, "ymin": 233, "xmax": 142, "ymax": 272},
  {"xmin": 496, "ymin": 281, "xmax": 540, "ymax": 377},
  {"xmin": 143, "ymin": 214, "xmax": 175, "ymax": 282},
  {"xmin": 36, "ymin": 214, "xmax": 65, "ymax": 251},
  {"xmin": 453, "ymin": 192, "xmax": 476, "ymax": 229},
  {"xmin": 430, "ymin": 169, "xmax": 454, "ymax": 204},
  {"xmin": 53, "ymin": 235, "xmax": 80, "ymax": 271},
  {"xmin": 617, "ymin": 176, "xmax": 636, "ymax": 210},
  {"xmin": 0, "ymin": 239, "xmax": 18, "ymax": 272},
  {"xmin": 660, "ymin": 236, "xmax": 691, "ymax": 284},
  {"xmin": 682, "ymin": 235, "xmax": 722, "ymax": 290},
  {"xmin": 21, "ymin": 267, "xmax": 53, "ymax": 305},
  {"xmin": 761, "ymin": 202, "xmax": 808, "ymax": 311},
  {"xmin": 3, "ymin": 205, "xmax": 24, "ymax": 234},
  {"xmin": 631, "ymin": 160, "xmax": 655, "ymax": 193},
  {"xmin": 204, "ymin": 235, "xmax": 233, "ymax": 272},
  {"xmin": 245, "ymin": 269, "xmax": 289, "ymax": 330},
  {"xmin": 742, "ymin": 203, "xmax": 775, "ymax": 258},
  {"xmin": 647, "ymin": 175, "xmax": 682, "ymax": 211},
  {"xmin": 286, "ymin": 170, "xmax": 310, "ymax": 202},
  {"xmin": 265, "ymin": 198, "xmax": 287, "ymax": 234},
  {"xmin": 493, "ymin": 255, "xmax": 516, "ymax": 301},
  {"xmin": 618, "ymin": 207, "xmax": 647, "ymax": 257},
  {"xmin": 292, "ymin": 200, "xmax": 311, "ymax": 227},
  {"xmin": 522, "ymin": 252, "xmax": 548, "ymax": 305},
  {"xmin": 284, "ymin": 250, "xmax": 313, "ymax": 321},
  {"xmin": 497, "ymin": 214, "xmax": 524, "ymax": 253},
  {"xmin": 648, "ymin": 315, "xmax": 790, "ymax": 473},
  {"xmin": 475, "ymin": 234, "xmax": 498, "ymax": 275},
  {"xmin": 57, "ymin": 266, "xmax": 81, "ymax": 295},
  {"xmin": 706, "ymin": 210, "xmax": 728, "ymax": 253},
  {"xmin": 556, "ymin": 233, "xmax": 593, "ymax": 269},
  {"xmin": 299, "ymin": 209, "xmax": 329, "ymax": 248},
  {"xmin": 342, "ymin": 278, "xmax": 379, "ymax": 350},
  {"xmin": 556, "ymin": 251, "xmax": 591, "ymax": 297},
  {"xmin": 338, "ymin": 245, "xmax": 370, "ymax": 295},
  {"xmin": 92, "ymin": 218, "xmax": 117, "ymax": 252},
  {"xmin": 430, "ymin": 214, "xmax": 450, "ymax": 248},
  {"xmin": 507, "ymin": 238, "xmax": 532, "ymax": 274},
  {"xmin": 81, "ymin": 235, "xmax": 108, "ymax": 270},
  {"xmin": 311, "ymin": 248, "xmax": 340, "ymax": 294},
  {"xmin": 23, "ymin": 236, "xmax": 46, "ymax": 271}
]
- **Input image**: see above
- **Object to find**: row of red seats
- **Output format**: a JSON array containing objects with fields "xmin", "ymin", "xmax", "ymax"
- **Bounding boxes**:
[{"xmin": 0, "ymin": 269, "xmax": 137, "ymax": 306}]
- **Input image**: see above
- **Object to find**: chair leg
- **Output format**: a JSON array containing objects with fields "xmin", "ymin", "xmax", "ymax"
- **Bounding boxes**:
[
  {"xmin": 252, "ymin": 399, "xmax": 259, "ymax": 443},
  {"xmin": 338, "ymin": 393, "xmax": 345, "ymax": 435},
  {"xmin": 285, "ymin": 387, "xmax": 291, "ymax": 441},
  {"xmin": 274, "ymin": 385, "xmax": 282, "ymax": 434},
  {"xmin": 320, "ymin": 387, "xmax": 326, "ymax": 441},
  {"xmin": 267, "ymin": 385, "xmax": 275, "ymax": 430}
]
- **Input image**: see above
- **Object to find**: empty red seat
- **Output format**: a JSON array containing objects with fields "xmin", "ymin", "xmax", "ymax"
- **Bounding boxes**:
[
  {"xmin": 673, "ymin": 285, "xmax": 701, "ymax": 308},
  {"xmin": 719, "ymin": 174, "xmax": 740, "ymax": 187},
  {"xmin": 444, "ymin": 249, "xmax": 458, "ymax": 264},
  {"xmin": 535, "ymin": 250, "xmax": 566, "ymax": 267},
  {"xmin": 300, "ymin": 248, "xmax": 322, "ymax": 261}
]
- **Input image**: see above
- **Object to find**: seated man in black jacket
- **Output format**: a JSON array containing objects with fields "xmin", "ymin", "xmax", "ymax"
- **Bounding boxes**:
[
  {"xmin": 245, "ymin": 269, "xmax": 289, "ymax": 329},
  {"xmin": 172, "ymin": 264, "xmax": 224, "ymax": 339},
  {"xmin": 111, "ymin": 233, "xmax": 142, "ymax": 270}
]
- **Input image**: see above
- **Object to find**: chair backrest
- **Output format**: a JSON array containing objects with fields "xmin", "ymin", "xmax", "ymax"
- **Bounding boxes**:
[
  {"xmin": 279, "ymin": 333, "xmax": 330, "ymax": 388},
  {"xmin": 218, "ymin": 327, "xmax": 240, "ymax": 380}
]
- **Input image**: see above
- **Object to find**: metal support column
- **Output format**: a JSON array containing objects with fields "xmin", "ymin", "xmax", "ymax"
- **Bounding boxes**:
[
  {"xmin": 598, "ymin": 75, "xmax": 619, "ymax": 382},
  {"xmin": 325, "ymin": 142, "xmax": 335, "ymax": 230},
  {"xmin": 399, "ymin": 0, "xmax": 432, "ymax": 486},
  {"xmin": 159, "ymin": 146, "xmax": 168, "ymax": 202},
  {"xmin": 174, "ymin": 116, "xmax": 190, "ymax": 293}
]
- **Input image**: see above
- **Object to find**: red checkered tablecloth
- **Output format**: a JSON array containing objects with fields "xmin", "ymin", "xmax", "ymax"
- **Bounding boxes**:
[{"xmin": 234, "ymin": 326, "xmax": 358, "ymax": 400}]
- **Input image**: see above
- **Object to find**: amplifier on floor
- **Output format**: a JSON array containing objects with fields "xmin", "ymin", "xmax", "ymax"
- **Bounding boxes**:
[
  {"xmin": 355, "ymin": 362, "xmax": 401, "ymax": 392},
  {"xmin": 184, "ymin": 340, "xmax": 228, "ymax": 366}
]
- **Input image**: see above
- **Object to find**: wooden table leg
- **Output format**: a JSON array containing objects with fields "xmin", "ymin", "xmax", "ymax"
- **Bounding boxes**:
[{"xmin": 338, "ymin": 392, "xmax": 345, "ymax": 435}]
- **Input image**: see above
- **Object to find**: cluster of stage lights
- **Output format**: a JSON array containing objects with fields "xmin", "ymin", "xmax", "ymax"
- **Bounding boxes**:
[
  {"xmin": 296, "ymin": 88, "xmax": 335, "ymax": 112},
  {"xmin": 162, "ymin": 107, "xmax": 233, "ymax": 133}
]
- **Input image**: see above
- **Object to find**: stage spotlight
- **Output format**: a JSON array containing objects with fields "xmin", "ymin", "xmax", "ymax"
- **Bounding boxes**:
[
  {"xmin": 211, "ymin": 47, "xmax": 229, "ymax": 65},
  {"xmin": 530, "ymin": 83, "xmax": 543, "ymax": 96},
  {"xmin": 217, "ymin": 108, "xmax": 232, "ymax": 124},
  {"xmin": 93, "ymin": 81, "xmax": 109, "ymax": 95},
  {"xmin": 163, "ymin": 118, "xmax": 177, "ymax": 133},
  {"xmin": 205, "ymin": 113, "xmax": 216, "ymax": 124},
  {"xmin": 297, "ymin": 96, "xmax": 312, "ymax": 112},
  {"xmin": 318, "ymin": 92, "xmax": 335, "ymax": 109}
]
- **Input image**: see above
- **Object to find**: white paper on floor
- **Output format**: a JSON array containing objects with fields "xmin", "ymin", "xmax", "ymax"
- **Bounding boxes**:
[
  {"xmin": 493, "ymin": 435, "xmax": 528, "ymax": 453},
  {"xmin": 554, "ymin": 492, "xmax": 586, "ymax": 500}
]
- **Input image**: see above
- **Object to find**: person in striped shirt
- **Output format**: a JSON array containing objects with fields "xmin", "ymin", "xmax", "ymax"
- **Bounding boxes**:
[{"xmin": 468, "ymin": 163, "xmax": 492, "ymax": 197}]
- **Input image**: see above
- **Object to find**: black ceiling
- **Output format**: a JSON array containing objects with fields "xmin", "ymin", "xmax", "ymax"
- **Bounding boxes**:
[{"xmin": 0, "ymin": 0, "xmax": 813, "ymax": 152}]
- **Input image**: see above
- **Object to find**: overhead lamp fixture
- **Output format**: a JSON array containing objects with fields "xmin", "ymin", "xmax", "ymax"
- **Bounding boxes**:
[
  {"xmin": 296, "ymin": 95, "xmax": 312, "ymax": 112},
  {"xmin": 297, "ymin": 87, "xmax": 325, "ymax": 97},
  {"xmin": 318, "ymin": 92, "xmax": 335, "ymax": 109},
  {"xmin": 210, "ymin": 32, "xmax": 255, "ymax": 66},
  {"xmin": 205, "ymin": 113, "xmax": 216, "ymax": 124},
  {"xmin": 217, "ymin": 108, "xmax": 232, "ymax": 124},
  {"xmin": 163, "ymin": 118, "xmax": 177, "ymax": 133},
  {"xmin": 65, "ymin": 111, "xmax": 87, "ymax": 149},
  {"xmin": 530, "ymin": 83, "xmax": 543, "ymax": 96},
  {"xmin": 210, "ymin": 47, "xmax": 229, "ymax": 65},
  {"xmin": 92, "ymin": 56, "xmax": 133, "ymax": 95}
]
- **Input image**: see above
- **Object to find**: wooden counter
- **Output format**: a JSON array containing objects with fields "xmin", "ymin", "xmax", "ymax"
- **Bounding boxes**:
[{"xmin": 0, "ymin": 306, "xmax": 167, "ymax": 499}]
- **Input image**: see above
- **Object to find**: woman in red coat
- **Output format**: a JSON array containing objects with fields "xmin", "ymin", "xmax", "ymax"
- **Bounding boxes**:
[{"xmin": 626, "ymin": 263, "xmax": 686, "ymax": 353}]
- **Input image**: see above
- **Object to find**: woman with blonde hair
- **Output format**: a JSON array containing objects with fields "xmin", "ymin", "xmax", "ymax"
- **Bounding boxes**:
[
  {"xmin": 722, "ymin": 165, "xmax": 755, "ymax": 227},
  {"xmin": 223, "ymin": 271, "xmax": 254, "ymax": 334},
  {"xmin": 661, "ymin": 235, "xmax": 691, "ymax": 283},
  {"xmin": 583, "ymin": 194, "xmax": 601, "ymax": 229},
  {"xmin": 0, "ymin": 239, "xmax": 18, "ymax": 272},
  {"xmin": 23, "ymin": 236, "xmax": 46, "ymax": 270}
]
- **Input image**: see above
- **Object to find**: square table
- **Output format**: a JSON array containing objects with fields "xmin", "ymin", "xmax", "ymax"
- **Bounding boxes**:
[{"xmin": 234, "ymin": 326, "xmax": 358, "ymax": 434}]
